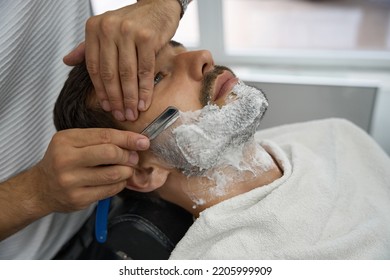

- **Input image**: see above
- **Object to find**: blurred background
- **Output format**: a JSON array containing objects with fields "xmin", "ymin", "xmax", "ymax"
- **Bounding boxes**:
[{"xmin": 92, "ymin": 0, "xmax": 390, "ymax": 154}]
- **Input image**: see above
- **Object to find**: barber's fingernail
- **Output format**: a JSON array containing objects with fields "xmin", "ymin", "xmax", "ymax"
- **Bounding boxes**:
[
  {"xmin": 125, "ymin": 109, "xmax": 135, "ymax": 121},
  {"xmin": 138, "ymin": 100, "xmax": 145, "ymax": 111},
  {"xmin": 113, "ymin": 110, "xmax": 125, "ymax": 121},
  {"xmin": 101, "ymin": 100, "xmax": 111, "ymax": 112},
  {"xmin": 136, "ymin": 138, "xmax": 150, "ymax": 150},
  {"xmin": 128, "ymin": 151, "xmax": 139, "ymax": 165}
]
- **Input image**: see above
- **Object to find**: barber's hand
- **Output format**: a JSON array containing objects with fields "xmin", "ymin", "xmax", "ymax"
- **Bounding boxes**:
[
  {"xmin": 33, "ymin": 128, "xmax": 150, "ymax": 213},
  {"xmin": 63, "ymin": 0, "xmax": 181, "ymax": 121}
]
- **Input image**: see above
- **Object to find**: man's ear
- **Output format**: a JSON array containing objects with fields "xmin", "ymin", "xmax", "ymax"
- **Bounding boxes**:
[{"xmin": 126, "ymin": 156, "xmax": 171, "ymax": 193}]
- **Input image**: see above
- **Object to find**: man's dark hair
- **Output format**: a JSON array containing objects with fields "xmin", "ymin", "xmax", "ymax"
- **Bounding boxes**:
[{"xmin": 54, "ymin": 62, "xmax": 121, "ymax": 131}]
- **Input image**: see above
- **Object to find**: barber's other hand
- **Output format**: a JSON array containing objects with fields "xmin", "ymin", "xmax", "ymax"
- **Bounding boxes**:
[
  {"xmin": 32, "ymin": 128, "xmax": 149, "ymax": 213},
  {"xmin": 63, "ymin": 0, "xmax": 181, "ymax": 122}
]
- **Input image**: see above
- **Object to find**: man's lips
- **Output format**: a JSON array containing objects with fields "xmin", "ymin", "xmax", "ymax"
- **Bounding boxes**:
[{"xmin": 213, "ymin": 71, "xmax": 239, "ymax": 102}]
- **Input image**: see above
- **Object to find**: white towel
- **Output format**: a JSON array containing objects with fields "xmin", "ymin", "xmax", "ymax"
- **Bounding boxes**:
[{"xmin": 169, "ymin": 119, "xmax": 390, "ymax": 259}]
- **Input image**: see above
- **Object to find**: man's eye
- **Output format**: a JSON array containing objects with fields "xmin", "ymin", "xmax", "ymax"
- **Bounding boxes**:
[{"xmin": 154, "ymin": 72, "xmax": 164, "ymax": 86}]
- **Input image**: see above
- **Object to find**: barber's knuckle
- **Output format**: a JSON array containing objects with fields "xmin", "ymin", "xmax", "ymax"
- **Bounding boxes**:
[
  {"xmin": 126, "ymin": 135, "xmax": 137, "ymax": 149},
  {"xmin": 86, "ymin": 17, "xmax": 98, "ymax": 33},
  {"xmin": 121, "ymin": 150, "xmax": 132, "ymax": 165},
  {"xmin": 127, "ymin": 167, "xmax": 134, "ymax": 178},
  {"xmin": 138, "ymin": 86, "xmax": 153, "ymax": 98},
  {"xmin": 120, "ymin": 19, "xmax": 135, "ymax": 36},
  {"xmin": 100, "ymin": 65, "xmax": 115, "ymax": 82},
  {"xmin": 101, "ymin": 145, "xmax": 119, "ymax": 162},
  {"xmin": 57, "ymin": 173, "xmax": 74, "ymax": 188},
  {"xmin": 100, "ymin": 14, "xmax": 116, "ymax": 36},
  {"xmin": 52, "ymin": 131, "xmax": 67, "ymax": 146},
  {"xmin": 52, "ymin": 131, "xmax": 63, "ymax": 142},
  {"xmin": 119, "ymin": 65, "xmax": 136, "ymax": 82},
  {"xmin": 108, "ymin": 99, "xmax": 123, "ymax": 110},
  {"xmin": 136, "ymin": 29, "xmax": 154, "ymax": 43},
  {"xmin": 86, "ymin": 61, "xmax": 99, "ymax": 76},
  {"xmin": 138, "ymin": 67, "xmax": 154, "ymax": 80},
  {"xmin": 123, "ymin": 95, "xmax": 138, "ymax": 106},
  {"xmin": 102, "ymin": 168, "xmax": 122, "ymax": 182}
]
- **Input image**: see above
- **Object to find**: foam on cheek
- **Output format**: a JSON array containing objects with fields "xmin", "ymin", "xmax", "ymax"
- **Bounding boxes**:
[
  {"xmin": 173, "ymin": 81, "xmax": 268, "ymax": 175},
  {"xmin": 149, "ymin": 80, "xmax": 271, "ymax": 207}
]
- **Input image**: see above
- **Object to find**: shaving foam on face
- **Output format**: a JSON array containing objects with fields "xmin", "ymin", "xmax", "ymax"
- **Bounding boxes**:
[
  {"xmin": 174, "ymin": 80, "xmax": 268, "ymax": 175},
  {"xmin": 150, "ymin": 80, "xmax": 268, "ymax": 174},
  {"xmin": 150, "ymin": 80, "xmax": 271, "ymax": 206}
]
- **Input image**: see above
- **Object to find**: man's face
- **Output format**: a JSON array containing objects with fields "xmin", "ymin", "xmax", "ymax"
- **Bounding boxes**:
[
  {"xmin": 120, "ymin": 42, "xmax": 268, "ymax": 176},
  {"xmin": 123, "ymin": 42, "xmax": 239, "ymax": 133}
]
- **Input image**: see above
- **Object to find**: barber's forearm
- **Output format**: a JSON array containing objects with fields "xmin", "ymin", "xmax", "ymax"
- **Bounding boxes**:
[{"xmin": 0, "ymin": 167, "xmax": 48, "ymax": 241}]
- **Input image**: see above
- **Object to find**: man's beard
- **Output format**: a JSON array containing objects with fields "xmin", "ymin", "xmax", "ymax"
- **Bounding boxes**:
[{"xmin": 150, "ymin": 69, "xmax": 269, "ymax": 177}]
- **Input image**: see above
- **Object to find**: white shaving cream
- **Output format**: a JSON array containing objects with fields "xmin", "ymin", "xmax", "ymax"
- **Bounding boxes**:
[{"xmin": 150, "ymin": 80, "xmax": 272, "ymax": 206}]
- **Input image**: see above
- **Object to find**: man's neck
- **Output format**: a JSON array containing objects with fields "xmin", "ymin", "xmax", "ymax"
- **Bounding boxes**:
[{"xmin": 160, "ymin": 140, "xmax": 283, "ymax": 217}]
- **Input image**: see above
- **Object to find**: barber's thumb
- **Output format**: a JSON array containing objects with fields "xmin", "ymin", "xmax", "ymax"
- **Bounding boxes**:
[{"xmin": 63, "ymin": 42, "xmax": 86, "ymax": 66}]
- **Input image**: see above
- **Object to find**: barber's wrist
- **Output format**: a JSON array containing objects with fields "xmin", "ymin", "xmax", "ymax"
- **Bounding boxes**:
[{"xmin": 138, "ymin": 0, "xmax": 190, "ymax": 19}]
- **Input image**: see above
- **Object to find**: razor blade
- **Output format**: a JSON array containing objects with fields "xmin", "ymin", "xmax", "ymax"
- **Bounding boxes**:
[{"xmin": 141, "ymin": 106, "xmax": 179, "ymax": 140}]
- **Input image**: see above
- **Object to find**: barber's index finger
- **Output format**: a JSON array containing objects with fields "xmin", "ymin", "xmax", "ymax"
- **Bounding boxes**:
[{"xmin": 69, "ymin": 128, "xmax": 150, "ymax": 151}]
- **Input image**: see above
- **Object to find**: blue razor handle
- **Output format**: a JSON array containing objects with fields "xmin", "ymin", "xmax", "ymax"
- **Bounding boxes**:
[{"xmin": 95, "ymin": 197, "xmax": 111, "ymax": 243}]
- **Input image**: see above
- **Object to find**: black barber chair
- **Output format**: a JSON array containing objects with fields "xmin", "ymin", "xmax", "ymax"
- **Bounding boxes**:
[{"xmin": 55, "ymin": 190, "xmax": 194, "ymax": 260}]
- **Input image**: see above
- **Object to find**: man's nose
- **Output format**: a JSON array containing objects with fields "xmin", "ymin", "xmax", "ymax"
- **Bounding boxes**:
[{"xmin": 179, "ymin": 50, "xmax": 214, "ymax": 81}]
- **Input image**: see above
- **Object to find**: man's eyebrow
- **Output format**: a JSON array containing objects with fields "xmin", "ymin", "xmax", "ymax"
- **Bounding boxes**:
[
  {"xmin": 156, "ymin": 40, "xmax": 185, "ymax": 58},
  {"xmin": 169, "ymin": 40, "xmax": 184, "ymax": 48}
]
